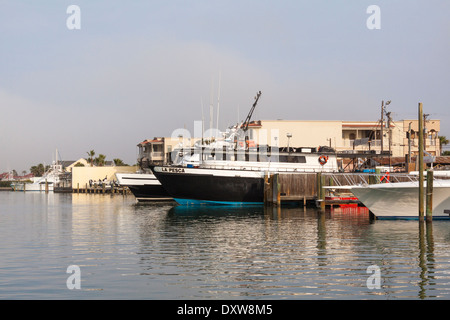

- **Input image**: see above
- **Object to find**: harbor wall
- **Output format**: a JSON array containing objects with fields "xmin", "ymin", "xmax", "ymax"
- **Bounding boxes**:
[{"xmin": 72, "ymin": 166, "xmax": 138, "ymax": 189}]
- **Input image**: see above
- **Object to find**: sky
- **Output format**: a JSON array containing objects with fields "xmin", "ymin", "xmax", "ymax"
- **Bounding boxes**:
[{"xmin": 1, "ymin": 0, "xmax": 449, "ymax": 173}]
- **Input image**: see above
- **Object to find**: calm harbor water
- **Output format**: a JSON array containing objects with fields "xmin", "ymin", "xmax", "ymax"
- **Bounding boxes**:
[{"xmin": 1, "ymin": 191, "xmax": 450, "ymax": 300}]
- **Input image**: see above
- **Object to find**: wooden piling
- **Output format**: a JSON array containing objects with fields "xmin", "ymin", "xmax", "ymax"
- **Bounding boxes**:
[
  {"xmin": 45, "ymin": 179, "xmax": 48, "ymax": 193},
  {"xmin": 263, "ymin": 173, "xmax": 280, "ymax": 206},
  {"xmin": 316, "ymin": 172, "xmax": 325, "ymax": 211},
  {"xmin": 320, "ymin": 174, "xmax": 325, "ymax": 211},
  {"xmin": 272, "ymin": 173, "xmax": 280, "ymax": 206},
  {"xmin": 264, "ymin": 173, "xmax": 270, "ymax": 205},
  {"xmin": 426, "ymin": 170, "xmax": 433, "ymax": 222},
  {"xmin": 418, "ymin": 102, "xmax": 424, "ymax": 220}
]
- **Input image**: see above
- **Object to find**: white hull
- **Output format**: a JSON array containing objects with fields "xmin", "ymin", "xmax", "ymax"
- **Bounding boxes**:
[
  {"xmin": 350, "ymin": 180, "xmax": 450, "ymax": 219},
  {"xmin": 115, "ymin": 173, "xmax": 161, "ymax": 186},
  {"xmin": 13, "ymin": 182, "xmax": 55, "ymax": 192}
]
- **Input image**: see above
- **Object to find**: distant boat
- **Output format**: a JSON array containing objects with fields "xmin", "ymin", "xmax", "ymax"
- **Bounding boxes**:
[
  {"xmin": 349, "ymin": 179, "xmax": 450, "ymax": 220},
  {"xmin": 12, "ymin": 160, "xmax": 63, "ymax": 192},
  {"xmin": 115, "ymin": 172, "xmax": 172, "ymax": 201},
  {"xmin": 12, "ymin": 179, "xmax": 56, "ymax": 192}
]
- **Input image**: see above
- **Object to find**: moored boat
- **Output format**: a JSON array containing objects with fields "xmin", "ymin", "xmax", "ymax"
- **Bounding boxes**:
[
  {"xmin": 12, "ymin": 159, "xmax": 63, "ymax": 192},
  {"xmin": 115, "ymin": 172, "xmax": 172, "ymax": 201},
  {"xmin": 349, "ymin": 179, "xmax": 450, "ymax": 219},
  {"xmin": 152, "ymin": 147, "xmax": 339, "ymax": 205}
]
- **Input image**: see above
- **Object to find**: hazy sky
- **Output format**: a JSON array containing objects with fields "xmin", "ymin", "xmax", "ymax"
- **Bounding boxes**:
[{"xmin": 1, "ymin": 1, "xmax": 449, "ymax": 173}]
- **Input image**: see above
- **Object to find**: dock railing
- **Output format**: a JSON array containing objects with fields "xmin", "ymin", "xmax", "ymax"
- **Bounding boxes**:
[{"xmin": 322, "ymin": 172, "xmax": 419, "ymax": 187}]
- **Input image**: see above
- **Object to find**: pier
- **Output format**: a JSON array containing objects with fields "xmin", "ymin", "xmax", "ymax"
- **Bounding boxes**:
[
  {"xmin": 70, "ymin": 183, "xmax": 131, "ymax": 195},
  {"xmin": 8, "ymin": 183, "xmax": 131, "ymax": 195},
  {"xmin": 263, "ymin": 171, "xmax": 418, "ymax": 208}
]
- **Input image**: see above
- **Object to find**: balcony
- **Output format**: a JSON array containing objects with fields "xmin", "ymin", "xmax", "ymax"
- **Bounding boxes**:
[
  {"xmin": 341, "ymin": 139, "xmax": 381, "ymax": 148},
  {"xmin": 150, "ymin": 152, "xmax": 164, "ymax": 160}
]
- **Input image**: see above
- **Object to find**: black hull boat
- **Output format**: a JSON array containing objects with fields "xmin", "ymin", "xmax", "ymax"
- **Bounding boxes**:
[
  {"xmin": 151, "ymin": 146, "xmax": 339, "ymax": 205},
  {"xmin": 151, "ymin": 166, "xmax": 264, "ymax": 205}
]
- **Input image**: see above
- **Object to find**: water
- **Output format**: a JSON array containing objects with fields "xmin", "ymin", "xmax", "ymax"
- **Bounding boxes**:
[{"xmin": 1, "ymin": 192, "xmax": 450, "ymax": 300}]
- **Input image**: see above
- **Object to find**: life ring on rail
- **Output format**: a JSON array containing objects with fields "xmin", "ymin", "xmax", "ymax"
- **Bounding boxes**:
[
  {"xmin": 380, "ymin": 172, "xmax": 390, "ymax": 183},
  {"xmin": 318, "ymin": 155, "xmax": 328, "ymax": 166}
]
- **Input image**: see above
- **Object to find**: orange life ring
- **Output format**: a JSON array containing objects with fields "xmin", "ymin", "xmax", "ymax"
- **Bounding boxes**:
[
  {"xmin": 380, "ymin": 172, "xmax": 390, "ymax": 183},
  {"xmin": 318, "ymin": 155, "xmax": 328, "ymax": 165}
]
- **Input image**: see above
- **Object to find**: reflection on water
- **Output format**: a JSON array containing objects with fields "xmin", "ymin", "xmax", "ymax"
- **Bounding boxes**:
[{"xmin": 1, "ymin": 192, "xmax": 450, "ymax": 299}]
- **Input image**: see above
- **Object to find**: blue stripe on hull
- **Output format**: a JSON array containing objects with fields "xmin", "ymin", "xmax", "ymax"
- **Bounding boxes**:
[{"xmin": 174, "ymin": 198, "xmax": 263, "ymax": 206}]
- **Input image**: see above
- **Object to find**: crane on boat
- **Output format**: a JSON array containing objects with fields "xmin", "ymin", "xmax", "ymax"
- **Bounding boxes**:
[{"xmin": 237, "ymin": 91, "xmax": 262, "ymax": 149}]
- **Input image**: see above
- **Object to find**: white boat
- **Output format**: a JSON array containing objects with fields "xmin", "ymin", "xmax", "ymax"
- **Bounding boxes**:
[
  {"xmin": 11, "ymin": 149, "xmax": 68, "ymax": 192},
  {"xmin": 115, "ymin": 172, "xmax": 171, "ymax": 201},
  {"xmin": 349, "ymin": 179, "xmax": 450, "ymax": 220},
  {"xmin": 12, "ymin": 160, "xmax": 63, "ymax": 192},
  {"xmin": 12, "ymin": 178, "xmax": 56, "ymax": 192}
]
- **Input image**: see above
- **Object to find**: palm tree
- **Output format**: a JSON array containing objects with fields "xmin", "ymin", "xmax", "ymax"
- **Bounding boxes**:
[
  {"xmin": 86, "ymin": 150, "xmax": 95, "ymax": 166},
  {"xmin": 439, "ymin": 136, "xmax": 449, "ymax": 155},
  {"xmin": 30, "ymin": 164, "xmax": 45, "ymax": 177},
  {"xmin": 113, "ymin": 158, "xmax": 127, "ymax": 166},
  {"xmin": 94, "ymin": 154, "xmax": 106, "ymax": 166}
]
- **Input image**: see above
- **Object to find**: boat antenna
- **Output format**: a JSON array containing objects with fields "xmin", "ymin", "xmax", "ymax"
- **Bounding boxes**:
[
  {"xmin": 216, "ymin": 71, "xmax": 221, "ymax": 132},
  {"xmin": 201, "ymin": 96, "xmax": 205, "ymax": 143},
  {"xmin": 209, "ymin": 76, "xmax": 214, "ymax": 138}
]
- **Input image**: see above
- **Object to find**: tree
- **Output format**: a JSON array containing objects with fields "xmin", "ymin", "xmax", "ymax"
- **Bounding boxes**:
[
  {"xmin": 30, "ymin": 164, "xmax": 47, "ymax": 177},
  {"xmin": 113, "ymin": 158, "xmax": 128, "ymax": 166},
  {"xmin": 439, "ymin": 136, "xmax": 449, "ymax": 155},
  {"xmin": 86, "ymin": 150, "xmax": 95, "ymax": 167},
  {"xmin": 94, "ymin": 154, "xmax": 106, "ymax": 166}
]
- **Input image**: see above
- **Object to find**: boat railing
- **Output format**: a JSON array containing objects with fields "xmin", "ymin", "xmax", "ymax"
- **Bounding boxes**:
[
  {"xmin": 200, "ymin": 163, "xmax": 336, "ymax": 173},
  {"xmin": 322, "ymin": 172, "xmax": 419, "ymax": 187}
]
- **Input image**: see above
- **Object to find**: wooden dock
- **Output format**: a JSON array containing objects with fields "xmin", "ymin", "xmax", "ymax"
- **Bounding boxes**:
[
  {"xmin": 70, "ymin": 183, "xmax": 131, "ymax": 195},
  {"xmin": 263, "ymin": 172, "xmax": 415, "ymax": 208}
]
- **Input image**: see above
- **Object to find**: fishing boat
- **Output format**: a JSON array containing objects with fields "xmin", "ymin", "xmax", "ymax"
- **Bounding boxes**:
[
  {"xmin": 12, "ymin": 160, "xmax": 63, "ymax": 192},
  {"xmin": 151, "ymin": 90, "xmax": 341, "ymax": 205},
  {"xmin": 349, "ymin": 179, "xmax": 450, "ymax": 220},
  {"xmin": 115, "ymin": 172, "xmax": 172, "ymax": 201},
  {"xmin": 11, "ymin": 178, "xmax": 56, "ymax": 192},
  {"xmin": 152, "ymin": 146, "xmax": 339, "ymax": 205}
]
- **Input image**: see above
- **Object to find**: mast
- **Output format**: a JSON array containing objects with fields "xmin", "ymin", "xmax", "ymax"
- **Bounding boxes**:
[
  {"xmin": 201, "ymin": 96, "xmax": 205, "ymax": 143},
  {"xmin": 209, "ymin": 77, "xmax": 214, "ymax": 138},
  {"xmin": 216, "ymin": 71, "xmax": 221, "ymax": 132}
]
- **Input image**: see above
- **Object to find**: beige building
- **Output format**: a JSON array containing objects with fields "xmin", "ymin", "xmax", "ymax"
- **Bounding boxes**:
[
  {"xmin": 137, "ymin": 119, "xmax": 441, "ymax": 168},
  {"xmin": 71, "ymin": 166, "xmax": 138, "ymax": 189},
  {"xmin": 247, "ymin": 119, "xmax": 441, "ymax": 158},
  {"xmin": 137, "ymin": 136, "xmax": 203, "ymax": 166}
]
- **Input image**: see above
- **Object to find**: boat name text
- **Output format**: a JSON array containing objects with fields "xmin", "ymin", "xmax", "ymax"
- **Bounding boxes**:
[{"xmin": 162, "ymin": 167, "xmax": 185, "ymax": 173}]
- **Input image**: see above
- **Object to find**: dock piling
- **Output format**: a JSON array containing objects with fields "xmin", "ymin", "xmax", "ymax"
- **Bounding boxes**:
[
  {"xmin": 264, "ymin": 173, "xmax": 280, "ymax": 206},
  {"xmin": 418, "ymin": 102, "xmax": 424, "ymax": 220},
  {"xmin": 426, "ymin": 170, "xmax": 433, "ymax": 222},
  {"xmin": 272, "ymin": 173, "xmax": 281, "ymax": 206},
  {"xmin": 316, "ymin": 172, "xmax": 325, "ymax": 211}
]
